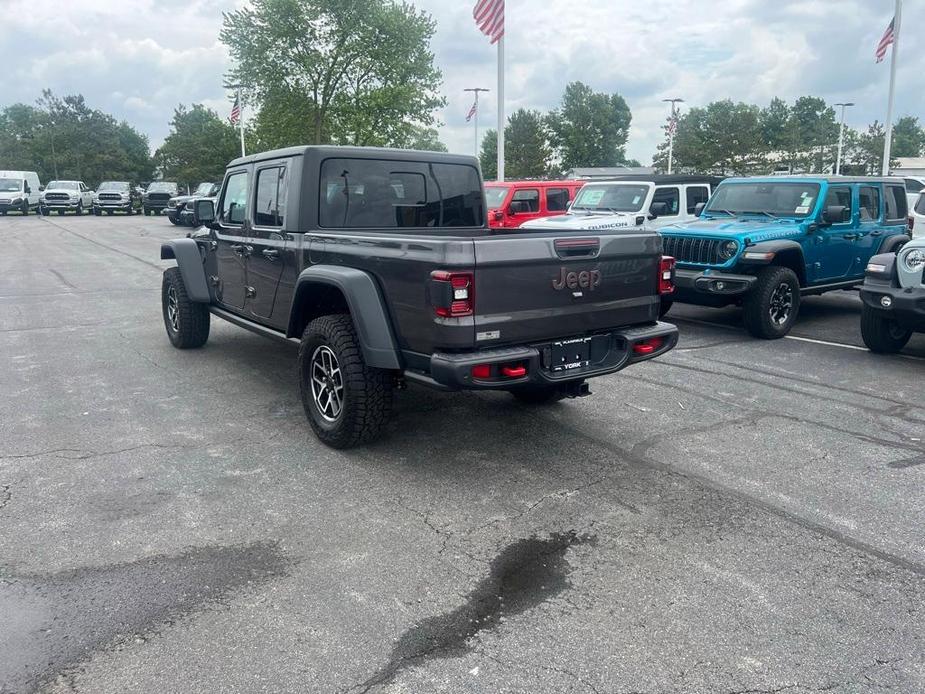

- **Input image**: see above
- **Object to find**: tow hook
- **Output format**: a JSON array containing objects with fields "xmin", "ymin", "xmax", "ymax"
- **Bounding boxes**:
[{"xmin": 562, "ymin": 381, "xmax": 591, "ymax": 399}]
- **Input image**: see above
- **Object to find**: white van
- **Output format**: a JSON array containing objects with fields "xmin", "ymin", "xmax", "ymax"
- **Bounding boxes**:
[
  {"xmin": 0, "ymin": 170, "xmax": 42, "ymax": 215},
  {"xmin": 521, "ymin": 175, "xmax": 723, "ymax": 232}
]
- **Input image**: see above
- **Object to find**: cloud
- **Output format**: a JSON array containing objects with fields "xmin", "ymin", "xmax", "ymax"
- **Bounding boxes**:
[{"xmin": 0, "ymin": 0, "xmax": 922, "ymax": 165}]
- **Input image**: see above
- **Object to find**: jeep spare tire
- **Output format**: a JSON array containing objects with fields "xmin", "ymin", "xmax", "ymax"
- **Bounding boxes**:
[
  {"xmin": 299, "ymin": 314, "xmax": 393, "ymax": 449},
  {"xmin": 743, "ymin": 266, "xmax": 801, "ymax": 339}
]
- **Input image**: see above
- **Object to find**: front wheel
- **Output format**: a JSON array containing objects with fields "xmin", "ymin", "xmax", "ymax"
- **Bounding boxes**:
[
  {"xmin": 161, "ymin": 267, "xmax": 210, "ymax": 349},
  {"xmin": 299, "ymin": 314, "xmax": 394, "ymax": 449},
  {"xmin": 743, "ymin": 266, "xmax": 801, "ymax": 339},
  {"xmin": 21, "ymin": 200, "xmax": 29, "ymax": 215},
  {"xmin": 860, "ymin": 304, "xmax": 912, "ymax": 354}
]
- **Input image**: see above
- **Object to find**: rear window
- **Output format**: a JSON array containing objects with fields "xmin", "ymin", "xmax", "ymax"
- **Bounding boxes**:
[
  {"xmin": 885, "ymin": 185, "xmax": 908, "ymax": 222},
  {"xmin": 859, "ymin": 186, "xmax": 881, "ymax": 221},
  {"xmin": 546, "ymin": 187, "xmax": 571, "ymax": 212},
  {"xmin": 319, "ymin": 158, "xmax": 484, "ymax": 229}
]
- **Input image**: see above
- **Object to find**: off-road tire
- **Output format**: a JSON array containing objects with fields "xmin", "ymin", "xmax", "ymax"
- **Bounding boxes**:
[
  {"xmin": 860, "ymin": 304, "xmax": 912, "ymax": 354},
  {"xmin": 168, "ymin": 215, "xmax": 180, "ymax": 226},
  {"xmin": 299, "ymin": 314, "xmax": 393, "ymax": 449},
  {"xmin": 161, "ymin": 267, "xmax": 210, "ymax": 349},
  {"xmin": 510, "ymin": 386, "xmax": 565, "ymax": 405},
  {"xmin": 743, "ymin": 266, "xmax": 801, "ymax": 339},
  {"xmin": 659, "ymin": 297, "xmax": 673, "ymax": 318}
]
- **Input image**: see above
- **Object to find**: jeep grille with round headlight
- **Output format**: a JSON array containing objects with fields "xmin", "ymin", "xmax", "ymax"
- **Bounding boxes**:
[
  {"xmin": 902, "ymin": 248, "xmax": 925, "ymax": 273},
  {"xmin": 719, "ymin": 240, "xmax": 738, "ymax": 260}
]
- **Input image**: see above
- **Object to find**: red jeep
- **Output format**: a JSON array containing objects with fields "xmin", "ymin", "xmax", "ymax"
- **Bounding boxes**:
[{"xmin": 485, "ymin": 180, "xmax": 585, "ymax": 229}]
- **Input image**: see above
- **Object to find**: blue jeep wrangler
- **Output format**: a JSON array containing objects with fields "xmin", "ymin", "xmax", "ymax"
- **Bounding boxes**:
[
  {"xmin": 662, "ymin": 177, "xmax": 911, "ymax": 338},
  {"xmin": 859, "ymin": 237, "xmax": 925, "ymax": 353}
]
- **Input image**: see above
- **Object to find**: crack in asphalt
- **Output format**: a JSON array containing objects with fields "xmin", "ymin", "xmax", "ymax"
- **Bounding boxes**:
[
  {"xmin": 344, "ymin": 531, "xmax": 593, "ymax": 693},
  {"xmin": 0, "ymin": 443, "xmax": 196, "ymax": 462}
]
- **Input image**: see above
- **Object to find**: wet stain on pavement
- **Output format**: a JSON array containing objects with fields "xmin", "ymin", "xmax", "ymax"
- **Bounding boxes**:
[
  {"xmin": 0, "ymin": 542, "xmax": 288, "ymax": 694},
  {"xmin": 355, "ymin": 530, "xmax": 593, "ymax": 692},
  {"xmin": 888, "ymin": 455, "xmax": 925, "ymax": 469}
]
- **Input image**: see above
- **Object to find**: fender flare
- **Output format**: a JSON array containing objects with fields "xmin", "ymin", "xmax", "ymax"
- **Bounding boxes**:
[
  {"xmin": 160, "ymin": 238, "xmax": 211, "ymax": 303},
  {"xmin": 738, "ymin": 239, "xmax": 806, "ymax": 280},
  {"xmin": 878, "ymin": 233, "xmax": 911, "ymax": 255},
  {"xmin": 288, "ymin": 266, "xmax": 402, "ymax": 370}
]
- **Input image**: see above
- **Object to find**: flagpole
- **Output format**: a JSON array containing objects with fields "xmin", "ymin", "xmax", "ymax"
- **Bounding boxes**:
[
  {"xmin": 497, "ymin": 35, "xmax": 505, "ymax": 182},
  {"xmin": 237, "ymin": 86, "xmax": 246, "ymax": 158},
  {"xmin": 882, "ymin": 0, "xmax": 901, "ymax": 175}
]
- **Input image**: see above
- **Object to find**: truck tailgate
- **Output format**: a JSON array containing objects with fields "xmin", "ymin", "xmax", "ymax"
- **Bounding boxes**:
[{"xmin": 472, "ymin": 232, "xmax": 661, "ymax": 346}]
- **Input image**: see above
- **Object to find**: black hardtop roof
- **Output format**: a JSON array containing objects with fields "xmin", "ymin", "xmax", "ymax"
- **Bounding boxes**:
[
  {"xmin": 585, "ymin": 174, "xmax": 725, "ymax": 186},
  {"xmin": 723, "ymin": 175, "xmax": 906, "ymax": 184},
  {"xmin": 228, "ymin": 145, "xmax": 479, "ymax": 168}
]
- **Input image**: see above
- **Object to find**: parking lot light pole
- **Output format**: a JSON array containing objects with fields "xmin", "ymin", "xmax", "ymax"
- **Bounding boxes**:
[
  {"xmin": 662, "ymin": 98, "xmax": 684, "ymax": 174},
  {"xmin": 834, "ymin": 102, "xmax": 854, "ymax": 175}
]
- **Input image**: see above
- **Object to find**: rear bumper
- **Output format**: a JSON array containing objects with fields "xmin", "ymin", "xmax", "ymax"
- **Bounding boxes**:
[
  {"xmin": 427, "ymin": 322, "xmax": 678, "ymax": 390},
  {"xmin": 860, "ymin": 282, "xmax": 925, "ymax": 329}
]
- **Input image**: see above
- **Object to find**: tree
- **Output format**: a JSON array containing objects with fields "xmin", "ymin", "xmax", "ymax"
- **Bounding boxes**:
[
  {"xmin": 891, "ymin": 116, "xmax": 925, "ymax": 158},
  {"xmin": 505, "ymin": 109, "xmax": 551, "ymax": 179},
  {"xmin": 759, "ymin": 97, "xmax": 791, "ymax": 150},
  {"xmin": 657, "ymin": 100, "xmax": 766, "ymax": 175},
  {"xmin": 221, "ymin": 0, "xmax": 446, "ymax": 148},
  {"xmin": 396, "ymin": 125, "xmax": 447, "ymax": 152},
  {"xmin": 156, "ymin": 104, "xmax": 241, "ymax": 187},
  {"xmin": 479, "ymin": 129, "xmax": 497, "ymax": 180},
  {"xmin": 0, "ymin": 91, "xmax": 152, "ymax": 184},
  {"xmin": 546, "ymin": 82, "xmax": 632, "ymax": 170}
]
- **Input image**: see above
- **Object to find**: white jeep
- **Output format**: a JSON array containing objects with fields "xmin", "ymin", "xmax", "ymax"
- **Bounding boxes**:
[{"xmin": 521, "ymin": 176, "xmax": 722, "ymax": 232}]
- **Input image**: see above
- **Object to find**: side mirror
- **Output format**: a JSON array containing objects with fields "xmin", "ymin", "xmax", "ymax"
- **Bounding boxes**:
[
  {"xmin": 24, "ymin": 184, "xmax": 31, "ymax": 194},
  {"xmin": 492, "ymin": 209, "xmax": 504, "ymax": 221},
  {"xmin": 822, "ymin": 205, "xmax": 849, "ymax": 225},
  {"xmin": 193, "ymin": 198, "xmax": 216, "ymax": 226},
  {"xmin": 649, "ymin": 202, "xmax": 669, "ymax": 219},
  {"xmin": 694, "ymin": 202, "xmax": 706, "ymax": 217}
]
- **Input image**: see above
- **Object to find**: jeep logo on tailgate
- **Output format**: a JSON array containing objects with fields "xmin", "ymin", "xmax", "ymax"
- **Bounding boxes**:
[{"xmin": 552, "ymin": 267, "xmax": 602, "ymax": 291}]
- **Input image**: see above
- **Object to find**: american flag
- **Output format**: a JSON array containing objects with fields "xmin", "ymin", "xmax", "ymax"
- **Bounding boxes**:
[
  {"xmin": 667, "ymin": 116, "xmax": 678, "ymax": 137},
  {"xmin": 473, "ymin": 0, "xmax": 504, "ymax": 44},
  {"xmin": 875, "ymin": 17, "xmax": 895, "ymax": 63},
  {"xmin": 466, "ymin": 100, "xmax": 478, "ymax": 122},
  {"xmin": 230, "ymin": 95, "xmax": 241, "ymax": 125}
]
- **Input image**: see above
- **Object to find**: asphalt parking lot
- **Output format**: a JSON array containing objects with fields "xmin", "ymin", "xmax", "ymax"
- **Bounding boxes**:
[{"xmin": 1, "ymin": 213, "xmax": 925, "ymax": 694}]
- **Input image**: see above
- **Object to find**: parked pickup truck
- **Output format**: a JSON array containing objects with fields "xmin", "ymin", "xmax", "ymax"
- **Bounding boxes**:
[
  {"xmin": 521, "ymin": 175, "xmax": 722, "ymax": 233},
  {"xmin": 661, "ymin": 176, "xmax": 911, "ymax": 338},
  {"xmin": 159, "ymin": 146, "xmax": 678, "ymax": 448},
  {"xmin": 859, "ymin": 237, "xmax": 925, "ymax": 353}
]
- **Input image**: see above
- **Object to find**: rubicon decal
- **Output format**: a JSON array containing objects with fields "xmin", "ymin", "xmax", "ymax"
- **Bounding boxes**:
[{"xmin": 552, "ymin": 267, "xmax": 602, "ymax": 291}]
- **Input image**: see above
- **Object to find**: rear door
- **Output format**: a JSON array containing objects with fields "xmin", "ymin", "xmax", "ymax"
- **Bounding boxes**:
[
  {"xmin": 471, "ymin": 231, "xmax": 660, "ymax": 345},
  {"xmin": 853, "ymin": 184, "xmax": 884, "ymax": 275},
  {"xmin": 213, "ymin": 169, "xmax": 250, "ymax": 311},
  {"xmin": 684, "ymin": 184, "xmax": 710, "ymax": 222},
  {"xmin": 650, "ymin": 185, "xmax": 681, "ymax": 229},
  {"xmin": 248, "ymin": 162, "xmax": 290, "ymax": 329}
]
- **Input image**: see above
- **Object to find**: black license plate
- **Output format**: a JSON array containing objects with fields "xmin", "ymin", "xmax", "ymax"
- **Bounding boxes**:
[{"xmin": 548, "ymin": 337, "xmax": 592, "ymax": 373}]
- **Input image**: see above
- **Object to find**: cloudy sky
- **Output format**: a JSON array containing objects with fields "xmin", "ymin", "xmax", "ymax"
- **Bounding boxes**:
[{"xmin": 1, "ymin": 0, "xmax": 922, "ymax": 164}]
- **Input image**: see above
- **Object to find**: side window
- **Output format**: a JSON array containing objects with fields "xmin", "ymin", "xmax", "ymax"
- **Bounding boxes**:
[
  {"xmin": 884, "ymin": 185, "xmax": 908, "ymax": 222},
  {"xmin": 859, "ymin": 186, "xmax": 881, "ymax": 222},
  {"xmin": 219, "ymin": 171, "xmax": 249, "ymax": 226},
  {"xmin": 824, "ymin": 185, "xmax": 852, "ymax": 221},
  {"xmin": 546, "ymin": 187, "xmax": 570, "ymax": 212},
  {"xmin": 652, "ymin": 186, "xmax": 680, "ymax": 216},
  {"xmin": 254, "ymin": 166, "xmax": 287, "ymax": 227},
  {"xmin": 905, "ymin": 178, "xmax": 924, "ymax": 194},
  {"xmin": 685, "ymin": 186, "xmax": 709, "ymax": 214},
  {"xmin": 511, "ymin": 188, "xmax": 540, "ymax": 213},
  {"xmin": 917, "ymin": 194, "xmax": 925, "ymax": 216}
]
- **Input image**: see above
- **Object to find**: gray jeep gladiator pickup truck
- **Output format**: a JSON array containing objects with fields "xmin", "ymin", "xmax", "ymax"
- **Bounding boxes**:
[{"xmin": 160, "ymin": 146, "xmax": 678, "ymax": 448}]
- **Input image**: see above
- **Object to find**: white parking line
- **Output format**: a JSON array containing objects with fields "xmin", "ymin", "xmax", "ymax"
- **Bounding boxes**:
[{"xmin": 783, "ymin": 335, "xmax": 869, "ymax": 352}]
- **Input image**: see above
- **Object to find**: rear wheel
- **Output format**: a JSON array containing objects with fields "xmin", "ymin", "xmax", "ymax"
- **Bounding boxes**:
[
  {"xmin": 299, "ymin": 314, "xmax": 393, "ymax": 448},
  {"xmin": 743, "ymin": 266, "xmax": 801, "ymax": 339},
  {"xmin": 161, "ymin": 267, "xmax": 210, "ymax": 349},
  {"xmin": 860, "ymin": 304, "xmax": 912, "ymax": 354}
]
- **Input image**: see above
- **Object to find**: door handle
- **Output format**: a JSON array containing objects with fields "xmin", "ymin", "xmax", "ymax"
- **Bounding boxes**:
[
  {"xmin": 869, "ymin": 230, "xmax": 883, "ymax": 237},
  {"xmin": 262, "ymin": 248, "xmax": 279, "ymax": 261},
  {"xmin": 842, "ymin": 234, "xmax": 859, "ymax": 240}
]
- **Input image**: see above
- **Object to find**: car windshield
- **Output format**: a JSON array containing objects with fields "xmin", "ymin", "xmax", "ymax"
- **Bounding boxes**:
[
  {"xmin": 571, "ymin": 184, "xmax": 650, "ymax": 213},
  {"xmin": 0, "ymin": 178, "xmax": 22, "ymax": 192},
  {"xmin": 147, "ymin": 182, "xmax": 178, "ymax": 193},
  {"xmin": 98, "ymin": 181, "xmax": 130, "ymax": 192},
  {"xmin": 48, "ymin": 181, "xmax": 78, "ymax": 190},
  {"xmin": 194, "ymin": 183, "xmax": 214, "ymax": 196},
  {"xmin": 705, "ymin": 182, "xmax": 821, "ymax": 218},
  {"xmin": 484, "ymin": 186, "xmax": 509, "ymax": 209}
]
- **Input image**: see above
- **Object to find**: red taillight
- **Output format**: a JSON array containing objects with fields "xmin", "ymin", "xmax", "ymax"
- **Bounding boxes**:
[
  {"xmin": 659, "ymin": 256, "xmax": 676, "ymax": 295},
  {"xmin": 431, "ymin": 271, "xmax": 474, "ymax": 317},
  {"xmin": 501, "ymin": 364, "xmax": 527, "ymax": 378},
  {"xmin": 633, "ymin": 337, "xmax": 665, "ymax": 355},
  {"xmin": 471, "ymin": 364, "xmax": 491, "ymax": 379}
]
